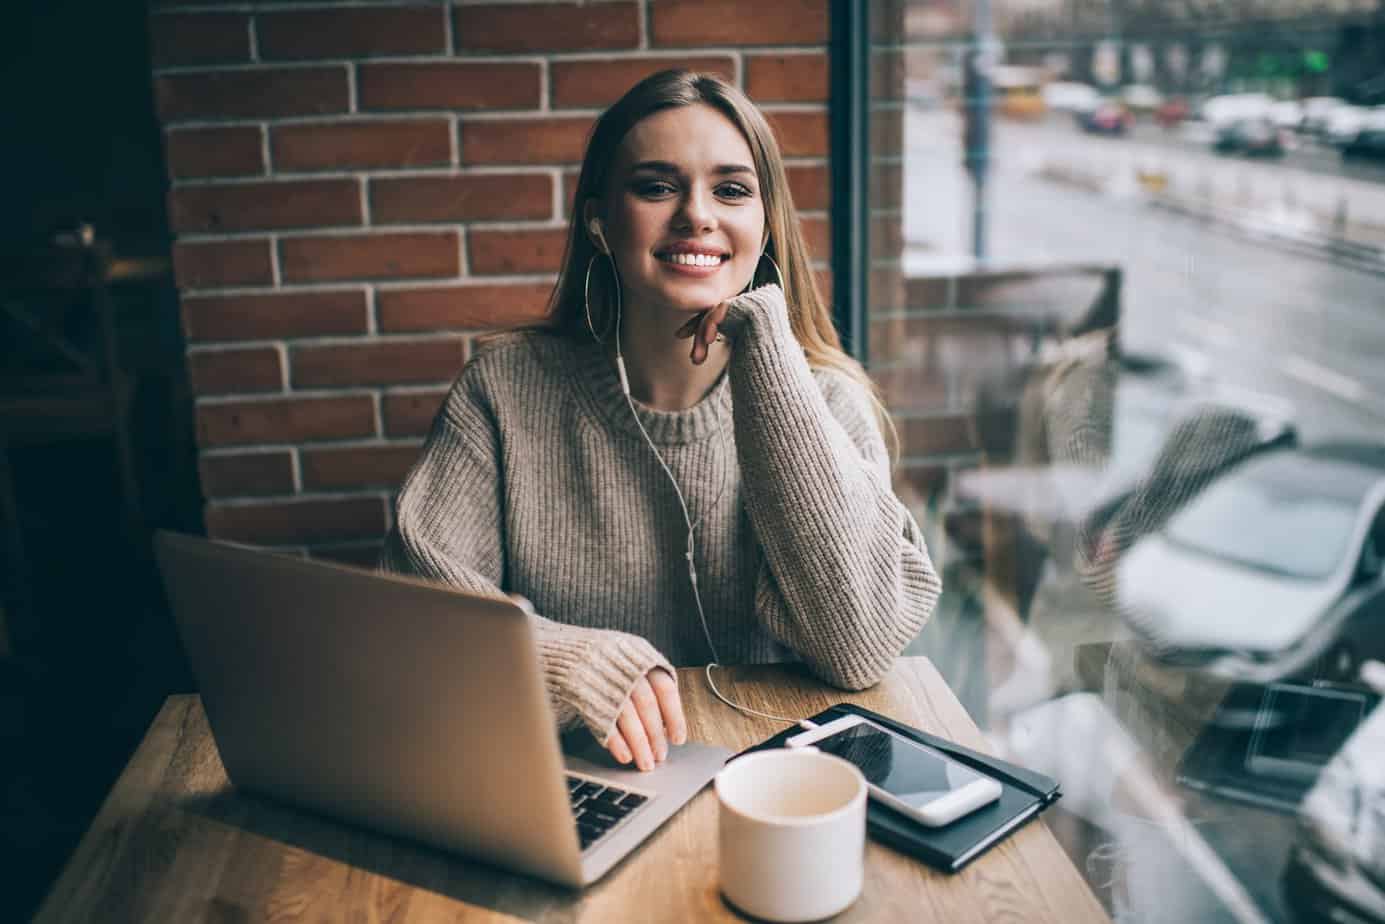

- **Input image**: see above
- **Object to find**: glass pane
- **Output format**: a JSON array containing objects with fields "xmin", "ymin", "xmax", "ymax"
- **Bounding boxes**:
[{"xmin": 870, "ymin": 2, "xmax": 1385, "ymax": 920}]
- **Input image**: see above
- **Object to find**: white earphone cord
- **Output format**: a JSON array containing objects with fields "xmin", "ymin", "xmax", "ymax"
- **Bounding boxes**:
[{"xmin": 604, "ymin": 250, "xmax": 810, "ymax": 729}]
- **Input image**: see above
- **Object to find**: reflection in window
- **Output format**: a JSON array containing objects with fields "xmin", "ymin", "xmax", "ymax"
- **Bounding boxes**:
[{"xmin": 1163, "ymin": 455, "xmax": 1363, "ymax": 580}]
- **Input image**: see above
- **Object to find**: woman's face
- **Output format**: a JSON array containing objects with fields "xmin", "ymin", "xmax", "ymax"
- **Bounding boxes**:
[{"xmin": 595, "ymin": 103, "xmax": 767, "ymax": 318}]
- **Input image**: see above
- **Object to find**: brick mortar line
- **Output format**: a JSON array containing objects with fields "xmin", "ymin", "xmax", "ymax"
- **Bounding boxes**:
[
  {"xmin": 204, "ymin": 489, "xmax": 394, "ymax": 509},
  {"xmin": 173, "ymin": 166, "xmax": 568, "ymax": 184},
  {"xmin": 278, "ymin": 344, "xmax": 290, "ymax": 390},
  {"xmin": 346, "ymin": 62, "xmax": 358, "ymax": 113},
  {"xmin": 538, "ymin": 58, "xmax": 550, "ymax": 112},
  {"xmin": 259, "ymin": 122, "xmax": 273, "ymax": 171},
  {"xmin": 458, "ymin": 227, "xmax": 470, "ymax": 275},
  {"xmin": 177, "ymin": 273, "xmax": 556, "ymax": 298},
  {"xmin": 162, "ymin": 109, "xmax": 564, "ymax": 130},
  {"xmin": 548, "ymin": 167, "xmax": 565, "ymax": 222},
  {"xmin": 442, "ymin": 0, "xmax": 455, "ymax": 55},
  {"xmin": 152, "ymin": 54, "xmax": 549, "ymax": 76},
  {"xmin": 160, "ymin": 1, "xmax": 447, "ymax": 11},
  {"xmin": 365, "ymin": 285, "xmax": 379, "ymax": 335},
  {"xmin": 290, "ymin": 446, "xmax": 304, "ymax": 492},
  {"xmin": 177, "ymin": 225, "xmax": 461, "ymax": 242},
  {"xmin": 637, "ymin": 0, "xmax": 649, "ymax": 50},
  {"xmin": 196, "ymin": 387, "xmax": 408, "ymax": 406},
  {"xmin": 203, "ymin": 438, "xmax": 424, "ymax": 459},
  {"xmin": 371, "ymin": 390, "xmax": 384, "ymax": 439},
  {"xmin": 181, "ymin": 282, "xmax": 370, "ymax": 297},
  {"xmin": 189, "ymin": 330, "xmax": 470, "ymax": 352},
  {"xmin": 269, "ymin": 232, "xmax": 283, "ymax": 285},
  {"xmin": 246, "ymin": 14, "xmax": 259, "ymax": 62}
]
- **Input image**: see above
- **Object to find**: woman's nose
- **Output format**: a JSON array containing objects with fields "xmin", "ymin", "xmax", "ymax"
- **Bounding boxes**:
[{"xmin": 675, "ymin": 187, "xmax": 717, "ymax": 232}]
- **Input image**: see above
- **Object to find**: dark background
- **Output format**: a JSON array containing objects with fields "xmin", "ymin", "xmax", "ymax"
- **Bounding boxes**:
[{"xmin": 2, "ymin": 2, "xmax": 200, "ymax": 920}]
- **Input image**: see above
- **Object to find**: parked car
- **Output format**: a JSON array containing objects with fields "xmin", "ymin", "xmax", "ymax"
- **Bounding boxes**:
[
  {"xmin": 1342, "ymin": 127, "xmax": 1385, "ymax": 162},
  {"xmin": 1116, "ymin": 443, "xmax": 1385, "ymax": 684},
  {"xmin": 1079, "ymin": 100, "xmax": 1134, "ymax": 136},
  {"xmin": 1325, "ymin": 105, "xmax": 1370, "ymax": 147},
  {"xmin": 1154, "ymin": 97, "xmax": 1191, "ymax": 129},
  {"xmin": 1042, "ymin": 81, "xmax": 1101, "ymax": 116},
  {"xmin": 1340, "ymin": 109, "xmax": 1385, "ymax": 161},
  {"xmin": 1121, "ymin": 84, "xmax": 1164, "ymax": 115},
  {"xmin": 1201, "ymin": 93, "xmax": 1273, "ymax": 129},
  {"xmin": 1213, "ymin": 117, "xmax": 1285, "ymax": 156},
  {"xmin": 1270, "ymin": 100, "xmax": 1305, "ymax": 131},
  {"xmin": 1300, "ymin": 96, "xmax": 1347, "ymax": 136}
]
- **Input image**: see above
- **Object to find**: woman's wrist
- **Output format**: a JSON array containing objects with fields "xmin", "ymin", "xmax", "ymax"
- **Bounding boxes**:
[{"xmin": 719, "ymin": 283, "xmax": 788, "ymax": 340}]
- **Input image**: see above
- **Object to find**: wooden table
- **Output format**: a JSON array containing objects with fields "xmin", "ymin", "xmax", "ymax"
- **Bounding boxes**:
[{"xmin": 34, "ymin": 658, "xmax": 1108, "ymax": 923}]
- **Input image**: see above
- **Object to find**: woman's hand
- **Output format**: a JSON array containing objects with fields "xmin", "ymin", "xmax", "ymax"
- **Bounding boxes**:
[
  {"xmin": 675, "ymin": 302, "xmax": 729, "ymax": 366},
  {"xmin": 603, "ymin": 668, "xmax": 687, "ymax": 771}
]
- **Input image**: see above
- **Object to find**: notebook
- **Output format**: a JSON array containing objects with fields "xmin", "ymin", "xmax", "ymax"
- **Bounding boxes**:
[{"xmin": 735, "ymin": 702, "xmax": 1062, "ymax": 873}]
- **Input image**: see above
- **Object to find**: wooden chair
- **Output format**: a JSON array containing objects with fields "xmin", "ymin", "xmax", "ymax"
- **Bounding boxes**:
[{"xmin": 0, "ymin": 234, "xmax": 145, "ymax": 651}]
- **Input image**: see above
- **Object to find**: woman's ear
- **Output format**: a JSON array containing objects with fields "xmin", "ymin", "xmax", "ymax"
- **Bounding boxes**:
[{"xmin": 582, "ymin": 199, "xmax": 608, "ymax": 253}]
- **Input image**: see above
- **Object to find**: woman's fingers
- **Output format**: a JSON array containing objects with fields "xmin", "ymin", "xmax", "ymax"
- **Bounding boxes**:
[
  {"xmin": 629, "ymin": 676, "xmax": 668, "ymax": 764},
  {"xmin": 647, "ymin": 669, "xmax": 687, "ymax": 746},
  {"xmin": 604, "ymin": 723, "xmax": 633, "ymax": 765},
  {"xmin": 615, "ymin": 697, "xmax": 656, "ymax": 771},
  {"xmin": 691, "ymin": 301, "xmax": 730, "ymax": 364},
  {"xmin": 675, "ymin": 313, "xmax": 703, "ymax": 339}
]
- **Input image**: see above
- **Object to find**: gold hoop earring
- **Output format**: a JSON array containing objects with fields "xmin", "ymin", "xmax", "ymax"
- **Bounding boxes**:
[
  {"xmin": 760, "ymin": 252, "xmax": 786, "ymax": 291},
  {"xmin": 583, "ymin": 253, "xmax": 621, "ymax": 343},
  {"xmin": 742, "ymin": 249, "xmax": 786, "ymax": 292}
]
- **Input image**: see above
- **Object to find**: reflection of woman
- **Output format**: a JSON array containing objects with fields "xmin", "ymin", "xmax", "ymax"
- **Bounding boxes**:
[
  {"xmin": 381, "ymin": 71, "xmax": 940, "ymax": 771},
  {"xmin": 826, "ymin": 725, "xmax": 895, "ymax": 787}
]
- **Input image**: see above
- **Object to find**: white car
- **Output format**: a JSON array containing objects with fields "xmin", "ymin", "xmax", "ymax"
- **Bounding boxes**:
[
  {"xmin": 1326, "ymin": 105, "xmax": 1370, "ymax": 146},
  {"xmin": 1270, "ymin": 100, "xmax": 1304, "ymax": 130},
  {"xmin": 1201, "ymin": 93, "xmax": 1273, "ymax": 129},
  {"xmin": 1301, "ymin": 96, "xmax": 1346, "ymax": 134},
  {"xmin": 1043, "ymin": 81, "xmax": 1101, "ymax": 115},
  {"xmin": 1121, "ymin": 84, "xmax": 1164, "ymax": 113},
  {"xmin": 1116, "ymin": 444, "xmax": 1385, "ymax": 683}
]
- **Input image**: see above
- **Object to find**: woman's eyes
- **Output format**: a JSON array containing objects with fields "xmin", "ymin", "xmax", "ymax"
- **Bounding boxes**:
[{"xmin": 634, "ymin": 181, "xmax": 756, "ymax": 200}]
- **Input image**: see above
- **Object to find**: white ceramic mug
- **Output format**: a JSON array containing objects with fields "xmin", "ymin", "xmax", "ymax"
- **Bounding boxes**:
[{"xmin": 715, "ymin": 748, "xmax": 868, "ymax": 922}]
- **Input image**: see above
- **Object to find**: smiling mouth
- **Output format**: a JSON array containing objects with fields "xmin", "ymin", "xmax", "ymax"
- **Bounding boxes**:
[{"xmin": 656, "ymin": 252, "xmax": 729, "ymax": 267}]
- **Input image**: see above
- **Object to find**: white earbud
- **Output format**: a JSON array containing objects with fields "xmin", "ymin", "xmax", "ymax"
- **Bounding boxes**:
[{"xmin": 588, "ymin": 218, "xmax": 608, "ymax": 253}]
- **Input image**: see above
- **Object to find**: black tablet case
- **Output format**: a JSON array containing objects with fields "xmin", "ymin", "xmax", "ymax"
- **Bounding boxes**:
[{"xmin": 733, "ymin": 703, "xmax": 1062, "ymax": 873}]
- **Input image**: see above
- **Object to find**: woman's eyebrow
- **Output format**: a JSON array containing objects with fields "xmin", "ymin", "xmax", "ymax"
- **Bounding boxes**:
[{"xmin": 630, "ymin": 160, "xmax": 756, "ymax": 178}]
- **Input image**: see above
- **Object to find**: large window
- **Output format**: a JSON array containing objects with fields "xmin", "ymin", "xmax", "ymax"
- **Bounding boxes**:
[{"xmin": 862, "ymin": 3, "xmax": 1385, "ymax": 920}]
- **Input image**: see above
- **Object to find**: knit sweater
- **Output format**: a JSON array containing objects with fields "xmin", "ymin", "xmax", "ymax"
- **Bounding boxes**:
[{"xmin": 379, "ymin": 285, "xmax": 941, "ymax": 745}]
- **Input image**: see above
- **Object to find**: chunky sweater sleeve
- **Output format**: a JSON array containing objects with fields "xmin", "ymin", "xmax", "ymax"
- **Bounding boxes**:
[
  {"xmin": 721, "ymin": 285, "xmax": 942, "ymax": 689},
  {"xmin": 379, "ymin": 366, "xmax": 673, "ymax": 745}
]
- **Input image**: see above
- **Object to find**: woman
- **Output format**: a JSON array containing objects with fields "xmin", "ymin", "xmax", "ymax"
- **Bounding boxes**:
[{"xmin": 381, "ymin": 70, "xmax": 940, "ymax": 772}]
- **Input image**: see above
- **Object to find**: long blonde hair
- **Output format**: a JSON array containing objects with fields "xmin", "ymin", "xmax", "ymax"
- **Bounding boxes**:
[{"xmin": 545, "ymin": 69, "xmax": 892, "ymax": 451}]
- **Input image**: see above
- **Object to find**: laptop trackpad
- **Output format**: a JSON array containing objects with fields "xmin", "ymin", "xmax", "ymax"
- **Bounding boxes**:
[{"xmin": 561, "ymin": 729, "xmax": 731, "ymax": 791}]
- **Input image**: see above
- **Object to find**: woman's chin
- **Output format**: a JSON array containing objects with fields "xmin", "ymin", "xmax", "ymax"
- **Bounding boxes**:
[{"xmin": 659, "ymin": 284, "xmax": 743, "ymax": 313}]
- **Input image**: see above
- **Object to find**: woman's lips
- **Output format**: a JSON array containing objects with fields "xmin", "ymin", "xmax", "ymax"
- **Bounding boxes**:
[{"xmin": 656, "ymin": 252, "xmax": 728, "ymax": 277}]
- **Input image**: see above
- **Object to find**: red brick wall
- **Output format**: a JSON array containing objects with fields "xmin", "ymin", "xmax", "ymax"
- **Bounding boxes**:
[{"xmin": 147, "ymin": 1, "xmax": 833, "ymax": 563}]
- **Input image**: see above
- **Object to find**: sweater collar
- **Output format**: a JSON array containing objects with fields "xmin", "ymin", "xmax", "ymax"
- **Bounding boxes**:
[{"xmin": 565, "ymin": 335, "xmax": 732, "ymax": 445}]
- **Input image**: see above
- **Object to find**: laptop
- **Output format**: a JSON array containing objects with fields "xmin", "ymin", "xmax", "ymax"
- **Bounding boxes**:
[
  {"xmin": 1176, "ymin": 680, "xmax": 1379, "ymax": 814},
  {"xmin": 154, "ymin": 530, "xmax": 731, "ymax": 887}
]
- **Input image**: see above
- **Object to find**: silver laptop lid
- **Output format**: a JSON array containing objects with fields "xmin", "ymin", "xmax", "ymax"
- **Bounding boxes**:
[{"xmin": 155, "ymin": 531, "xmax": 585, "ymax": 886}]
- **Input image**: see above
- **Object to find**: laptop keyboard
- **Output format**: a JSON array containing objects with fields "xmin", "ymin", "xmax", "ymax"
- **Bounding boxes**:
[{"xmin": 566, "ymin": 775, "xmax": 649, "ymax": 851}]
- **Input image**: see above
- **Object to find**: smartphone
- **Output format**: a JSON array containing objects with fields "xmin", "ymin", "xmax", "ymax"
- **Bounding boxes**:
[{"xmin": 786, "ymin": 715, "xmax": 1002, "ymax": 827}]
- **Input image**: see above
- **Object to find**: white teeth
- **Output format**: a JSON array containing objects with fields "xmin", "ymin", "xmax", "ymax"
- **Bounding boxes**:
[{"xmin": 662, "ymin": 252, "xmax": 723, "ymax": 267}]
